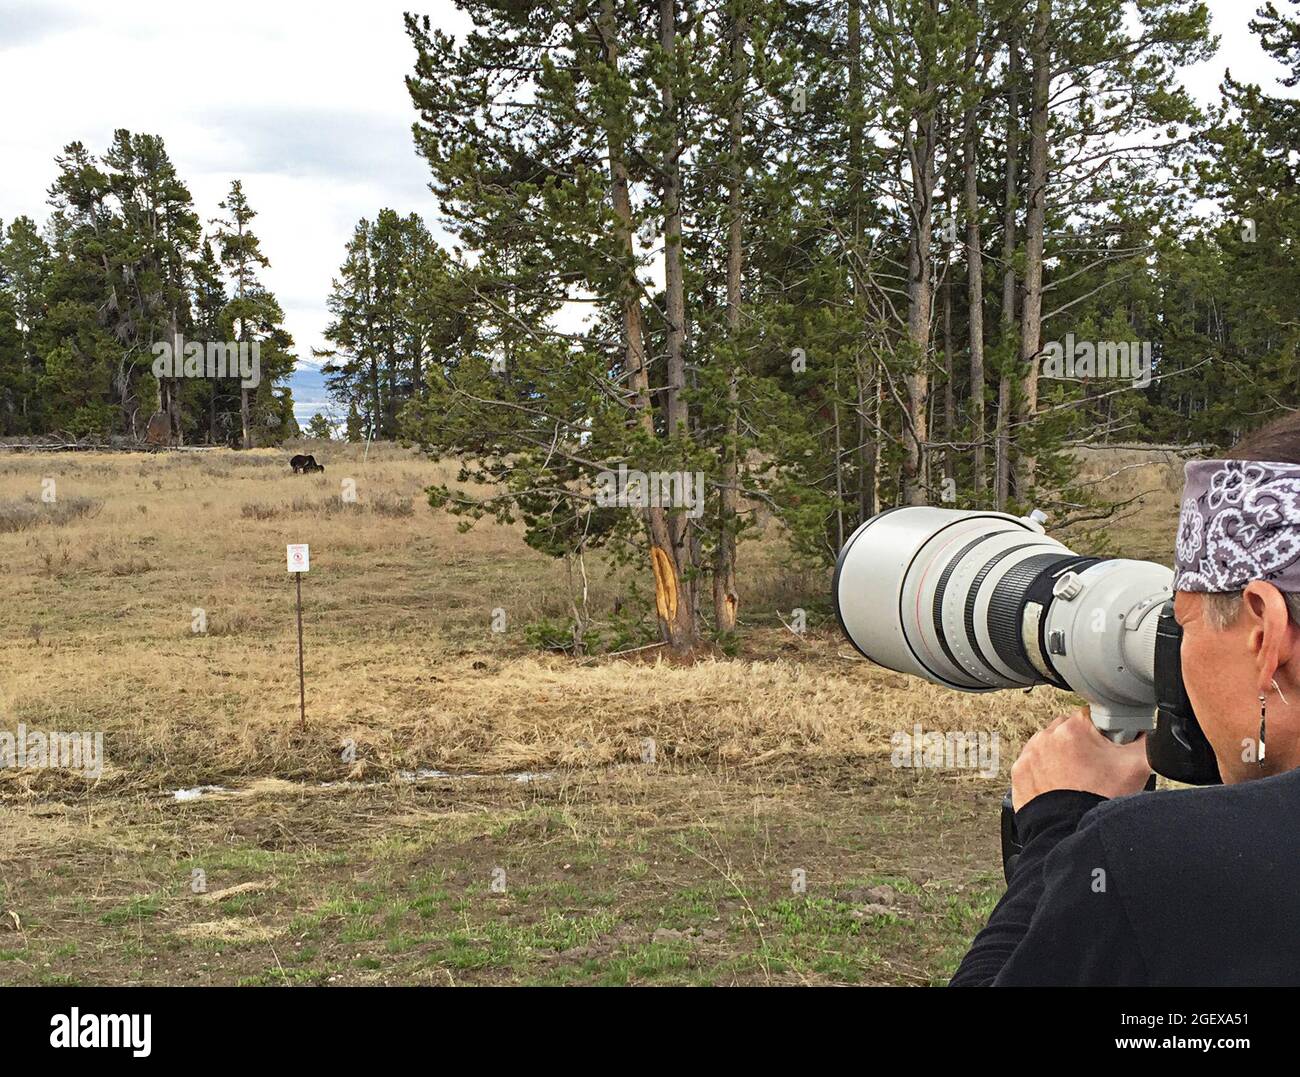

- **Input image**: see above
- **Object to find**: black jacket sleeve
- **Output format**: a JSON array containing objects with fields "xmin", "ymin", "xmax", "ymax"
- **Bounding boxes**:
[{"xmin": 949, "ymin": 789, "xmax": 1146, "ymax": 986}]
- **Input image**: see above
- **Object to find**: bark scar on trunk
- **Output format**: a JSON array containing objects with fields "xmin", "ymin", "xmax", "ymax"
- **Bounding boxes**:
[
  {"xmin": 650, "ymin": 545, "xmax": 678, "ymax": 624},
  {"xmin": 722, "ymin": 590, "xmax": 738, "ymax": 622}
]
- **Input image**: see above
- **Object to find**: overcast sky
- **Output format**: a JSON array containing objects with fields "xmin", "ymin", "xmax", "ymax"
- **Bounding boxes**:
[{"xmin": 0, "ymin": 0, "xmax": 1292, "ymax": 424}]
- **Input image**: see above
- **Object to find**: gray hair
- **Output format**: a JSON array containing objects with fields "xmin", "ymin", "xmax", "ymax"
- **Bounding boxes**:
[{"xmin": 1201, "ymin": 590, "xmax": 1300, "ymax": 631}]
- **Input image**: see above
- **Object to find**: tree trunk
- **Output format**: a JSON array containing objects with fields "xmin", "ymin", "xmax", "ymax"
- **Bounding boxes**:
[
  {"xmin": 714, "ymin": 6, "xmax": 745, "ymax": 634},
  {"xmin": 657, "ymin": 0, "xmax": 696, "ymax": 650},
  {"xmin": 369, "ymin": 343, "xmax": 382, "ymax": 442},
  {"xmin": 848, "ymin": 0, "xmax": 876, "ymax": 522},
  {"xmin": 943, "ymin": 257, "xmax": 955, "ymax": 487},
  {"xmin": 963, "ymin": 3, "xmax": 986, "ymax": 499},
  {"xmin": 995, "ymin": 28, "xmax": 1020, "ymax": 510},
  {"xmin": 599, "ymin": 0, "xmax": 696, "ymax": 652},
  {"xmin": 660, "ymin": 0, "xmax": 688, "ymax": 447},
  {"xmin": 941, "ymin": 109, "xmax": 955, "ymax": 489},
  {"xmin": 1016, "ymin": 0, "xmax": 1050, "ymax": 498},
  {"xmin": 904, "ymin": 148, "xmax": 935, "ymax": 504},
  {"xmin": 168, "ymin": 320, "xmax": 183, "ymax": 446},
  {"xmin": 902, "ymin": 48, "xmax": 937, "ymax": 506},
  {"xmin": 857, "ymin": 362, "xmax": 878, "ymax": 518},
  {"xmin": 384, "ymin": 341, "xmax": 397, "ymax": 438},
  {"xmin": 833, "ymin": 387, "xmax": 845, "ymax": 548},
  {"xmin": 236, "ymin": 216, "xmax": 252, "ymax": 451}
]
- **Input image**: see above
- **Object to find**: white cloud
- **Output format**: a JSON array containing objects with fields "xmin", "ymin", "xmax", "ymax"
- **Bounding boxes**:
[{"xmin": 0, "ymin": 0, "xmax": 470, "ymax": 416}]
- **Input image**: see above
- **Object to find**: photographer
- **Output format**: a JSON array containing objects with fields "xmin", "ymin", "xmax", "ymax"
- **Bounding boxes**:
[{"xmin": 951, "ymin": 413, "xmax": 1300, "ymax": 986}]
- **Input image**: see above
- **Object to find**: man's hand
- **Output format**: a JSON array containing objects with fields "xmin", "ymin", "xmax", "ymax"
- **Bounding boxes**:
[{"xmin": 1010, "ymin": 706, "xmax": 1153, "ymax": 812}]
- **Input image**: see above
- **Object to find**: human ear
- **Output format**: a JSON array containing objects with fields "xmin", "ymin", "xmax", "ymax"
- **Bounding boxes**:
[{"xmin": 1242, "ymin": 582, "xmax": 1294, "ymax": 692}]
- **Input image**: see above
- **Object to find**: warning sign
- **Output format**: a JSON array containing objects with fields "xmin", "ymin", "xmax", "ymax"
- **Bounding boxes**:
[{"xmin": 287, "ymin": 543, "xmax": 310, "ymax": 573}]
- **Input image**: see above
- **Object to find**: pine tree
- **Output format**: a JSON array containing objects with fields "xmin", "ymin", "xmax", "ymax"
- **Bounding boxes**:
[
  {"xmin": 210, "ymin": 180, "xmax": 296, "ymax": 448},
  {"xmin": 0, "ymin": 216, "xmax": 51, "ymax": 434},
  {"xmin": 404, "ymin": 1, "xmax": 710, "ymax": 649},
  {"xmin": 101, "ymin": 130, "xmax": 202, "ymax": 444}
]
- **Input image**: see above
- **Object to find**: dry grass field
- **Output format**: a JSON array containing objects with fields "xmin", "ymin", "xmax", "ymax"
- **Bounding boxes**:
[{"xmin": 0, "ymin": 441, "xmax": 1185, "ymax": 985}]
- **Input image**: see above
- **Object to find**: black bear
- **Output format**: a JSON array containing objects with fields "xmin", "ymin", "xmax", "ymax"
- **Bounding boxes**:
[{"xmin": 290, "ymin": 454, "xmax": 325, "ymax": 474}]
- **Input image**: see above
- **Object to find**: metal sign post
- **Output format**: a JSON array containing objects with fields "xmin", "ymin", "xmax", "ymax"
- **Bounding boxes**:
[{"xmin": 287, "ymin": 544, "xmax": 309, "ymax": 728}]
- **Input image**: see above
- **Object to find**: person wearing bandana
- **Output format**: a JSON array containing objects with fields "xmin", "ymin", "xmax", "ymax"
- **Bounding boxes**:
[{"xmin": 951, "ymin": 414, "xmax": 1300, "ymax": 986}]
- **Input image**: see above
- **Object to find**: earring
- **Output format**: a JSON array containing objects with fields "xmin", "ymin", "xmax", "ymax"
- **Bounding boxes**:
[{"xmin": 1258, "ymin": 692, "xmax": 1267, "ymax": 767}]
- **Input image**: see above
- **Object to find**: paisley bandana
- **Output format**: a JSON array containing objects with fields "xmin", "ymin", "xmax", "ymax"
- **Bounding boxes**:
[{"xmin": 1174, "ymin": 459, "xmax": 1300, "ymax": 592}]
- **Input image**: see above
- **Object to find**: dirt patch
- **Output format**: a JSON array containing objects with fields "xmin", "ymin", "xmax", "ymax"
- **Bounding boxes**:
[{"xmin": 175, "ymin": 920, "xmax": 277, "ymax": 943}]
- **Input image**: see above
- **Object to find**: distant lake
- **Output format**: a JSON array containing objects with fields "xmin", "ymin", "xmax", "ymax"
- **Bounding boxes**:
[{"xmin": 290, "ymin": 362, "xmax": 331, "ymax": 426}]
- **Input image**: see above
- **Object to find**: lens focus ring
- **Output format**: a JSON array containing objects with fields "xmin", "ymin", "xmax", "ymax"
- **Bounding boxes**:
[
  {"xmin": 962, "ymin": 545, "xmax": 1039, "ymax": 680},
  {"xmin": 985, "ymin": 552, "xmax": 1076, "ymax": 681}
]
